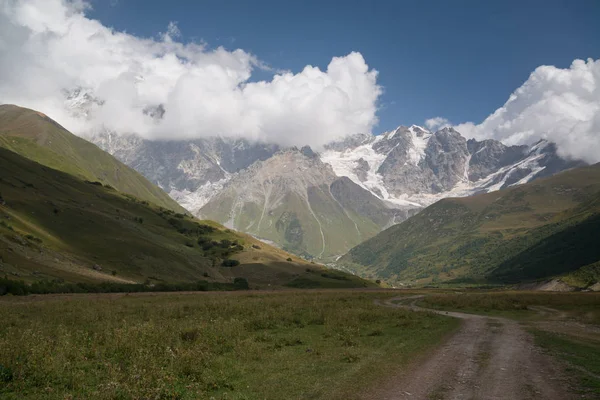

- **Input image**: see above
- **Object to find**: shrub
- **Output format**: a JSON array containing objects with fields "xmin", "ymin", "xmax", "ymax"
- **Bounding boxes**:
[
  {"xmin": 233, "ymin": 277, "xmax": 249, "ymax": 290},
  {"xmin": 286, "ymin": 257, "xmax": 293, "ymax": 262},
  {"xmin": 222, "ymin": 259, "xmax": 240, "ymax": 267},
  {"xmin": 25, "ymin": 234, "xmax": 42, "ymax": 243},
  {"xmin": 252, "ymin": 244, "xmax": 261, "ymax": 249},
  {"xmin": 0, "ymin": 364, "xmax": 13, "ymax": 383},
  {"xmin": 180, "ymin": 328, "xmax": 200, "ymax": 342},
  {"xmin": 0, "ymin": 220, "xmax": 13, "ymax": 231},
  {"xmin": 84, "ymin": 180, "xmax": 103, "ymax": 186}
]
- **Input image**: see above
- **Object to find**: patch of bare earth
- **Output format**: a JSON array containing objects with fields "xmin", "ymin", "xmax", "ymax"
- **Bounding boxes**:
[{"xmin": 366, "ymin": 296, "xmax": 575, "ymax": 400}]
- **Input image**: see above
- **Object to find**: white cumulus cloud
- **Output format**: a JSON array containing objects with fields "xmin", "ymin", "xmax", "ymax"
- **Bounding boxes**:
[
  {"xmin": 451, "ymin": 58, "xmax": 600, "ymax": 163},
  {"xmin": 424, "ymin": 117, "xmax": 451, "ymax": 131},
  {"xmin": 0, "ymin": 0, "xmax": 382, "ymax": 149}
]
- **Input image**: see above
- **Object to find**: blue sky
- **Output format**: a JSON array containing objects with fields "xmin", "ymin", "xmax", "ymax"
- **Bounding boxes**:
[{"xmin": 89, "ymin": 0, "xmax": 600, "ymax": 133}]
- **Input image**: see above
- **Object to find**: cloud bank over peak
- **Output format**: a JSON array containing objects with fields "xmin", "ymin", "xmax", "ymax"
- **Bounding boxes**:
[
  {"xmin": 0, "ymin": 0, "xmax": 381, "ymax": 149},
  {"xmin": 429, "ymin": 58, "xmax": 600, "ymax": 163},
  {"xmin": 424, "ymin": 117, "xmax": 451, "ymax": 131}
]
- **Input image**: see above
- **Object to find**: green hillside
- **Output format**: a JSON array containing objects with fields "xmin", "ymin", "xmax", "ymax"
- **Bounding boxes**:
[
  {"xmin": 0, "ymin": 104, "xmax": 182, "ymax": 211},
  {"xmin": 0, "ymin": 147, "xmax": 372, "ymax": 289},
  {"xmin": 338, "ymin": 163, "xmax": 600, "ymax": 286}
]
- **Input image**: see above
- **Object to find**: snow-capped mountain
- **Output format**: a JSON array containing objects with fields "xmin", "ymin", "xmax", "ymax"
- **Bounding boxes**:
[
  {"xmin": 88, "ymin": 124, "xmax": 582, "ymax": 260},
  {"xmin": 64, "ymin": 82, "xmax": 583, "ymax": 260},
  {"xmin": 89, "ymin": 130, "xmax": 279, "ymax": 213},
  {"xmin": 321, "ymin": 125, "xmax": 584, "ymax": 207}
]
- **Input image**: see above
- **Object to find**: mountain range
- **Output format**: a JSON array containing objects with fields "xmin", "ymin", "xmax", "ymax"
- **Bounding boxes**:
[
  {"xmin": 89, "ymin": 121, "xmax": 583, "ymax": 260},
  {"xmin": 2, "ymin": 101, "xmax": 597, "ymax": 287}
]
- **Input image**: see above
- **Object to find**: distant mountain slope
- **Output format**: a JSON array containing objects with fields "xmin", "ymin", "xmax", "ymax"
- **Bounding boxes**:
[
  {"xmin": 338, "ymin": 163, "xmax": 600, "ymax": 285},
  {"xmin": 90, "ymin": 130, "xmax": 279, "ymax": 212},
  {"xmin": 198, "ymin": 148, "xmax": 415, "ymax": 260},
  {"xmin": 0, "ymin": 104, "xmax": 183, "ymax": 211},
  {"xmin": 0, "ymin": 147, "xmax": 370, "ymax": 288}
]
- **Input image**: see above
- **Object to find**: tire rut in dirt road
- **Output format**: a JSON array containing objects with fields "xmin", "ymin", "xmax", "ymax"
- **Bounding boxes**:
[{"xmin": 367, "ymin": 296, "xmax": 575, "ymax": 400}]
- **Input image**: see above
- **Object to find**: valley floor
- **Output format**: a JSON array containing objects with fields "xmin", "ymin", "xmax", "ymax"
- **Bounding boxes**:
[
  {"xmin": 0, "ymin": 290, "xmax": 457, "ymax": 400},
  {"xmin": 1, "ymin": 290, "xmax": 597, "ymax": 399}
]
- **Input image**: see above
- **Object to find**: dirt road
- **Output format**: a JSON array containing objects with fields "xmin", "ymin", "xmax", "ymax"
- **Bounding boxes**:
[{"xmin": 368, "ymin": 296, "xmax": 575, "ymax": 400}]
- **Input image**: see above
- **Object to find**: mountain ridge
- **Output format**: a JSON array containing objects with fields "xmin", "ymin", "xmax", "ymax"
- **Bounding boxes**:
[
  {"xmin": 337, "ymin": 162, "xmax": 600, "ymax": 286},
  {"xmin": 197, "ymin": 147, "xmax": 414, "ymax": 260},
  {"xmin": 0, "ymin": 104, "xmax": 184, "ymax": 212}
]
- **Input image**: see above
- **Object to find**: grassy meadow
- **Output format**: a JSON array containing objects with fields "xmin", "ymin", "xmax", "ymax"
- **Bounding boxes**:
[
  {"xmin": 0, "ymin": 290, "xmax": 458, "ymax": 400},
  {"xmin": 419, "ymin": 291, "xmax": 600, "ymax": 322}
]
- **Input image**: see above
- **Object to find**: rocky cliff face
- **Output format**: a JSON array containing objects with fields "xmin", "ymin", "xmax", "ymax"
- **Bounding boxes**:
[
  {"xmin": 90, "ymin": 131, "xmax": 279, "ymax": 212},
  {"xmin": 321, "ymin": 125, "xmax": 584, "ymax": 207}
]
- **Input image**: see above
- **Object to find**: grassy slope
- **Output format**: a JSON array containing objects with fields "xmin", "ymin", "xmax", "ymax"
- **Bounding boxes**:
[
  {"xmin": 200, "ymin": 173, "xmax": 395, "ymax": 262},
  {"xmin": 0, "ymin": 291, "xmax": 459, "ymax": 400},
  {"xmin": 0, "ymin": 147, "xmax": 371, "ymax": 288},
  {"xmin": 339, "ymin": 163, "xmax": 600, "ymax": 285},
  {"xmin": 532, "ymin": 330, "xmax": 600, "ymax": 396},
  {"xmin": 562, "ymin": 261, "xmax": 600, "ymax": 288},
  {"xmin": 0, "ymin": 104, "xmax": 182, "ymax": 212}
]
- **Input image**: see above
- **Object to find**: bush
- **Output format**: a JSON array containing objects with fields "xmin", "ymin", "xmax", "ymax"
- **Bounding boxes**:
[
  {"xmin": 0, "ymin": 220, "xmax": 13, "ymax": 231},
  {"xmin": 180, "ymin": 329, "xmax": 200, "ymax": 342},
  {"xmin": 233, "ymin": 277, "xmax": 249, "ymax": 290},
  {"xmin": 0, "ymin": 279, "xmax": 29, "ymax": 296},
  {"xmin": 286, "ymin": 257, "xmax": 293, "ymax": 262},
  {"xmin": 222, "ymin": 259, "xmax": 241, "ymax": 267},
  {"xmin": 0, "ymin": 364, "xmax": 13, "ymax": 383},
  {"xmin": 84, "ymin": 180, "xmax": 103, "ymax": 186},
  {"xmin": 25, "ymin": 234, "xmax": 42, "ymax": 243}
]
